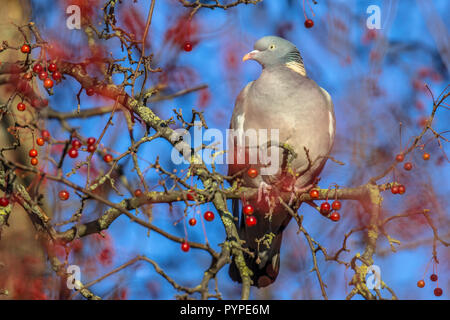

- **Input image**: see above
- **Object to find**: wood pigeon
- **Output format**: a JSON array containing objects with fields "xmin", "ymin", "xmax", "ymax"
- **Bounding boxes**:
[{"xmin": 228, "ymin": 36, "xmax": 335, "ymax": 288}]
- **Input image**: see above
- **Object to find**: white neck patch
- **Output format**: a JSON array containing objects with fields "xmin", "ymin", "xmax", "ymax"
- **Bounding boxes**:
[{"xmin": 285, "ymin": 61, "xmax": 307, "ymax": 76}]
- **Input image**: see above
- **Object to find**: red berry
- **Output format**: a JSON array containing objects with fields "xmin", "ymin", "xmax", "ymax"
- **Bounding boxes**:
[
  {"xmin": 23, "ymin": 72, "xmax": 33, "ymax": 81},
  {"xmin": 0, "ymin": 197, "xmax": 9, "ymax": 207},
  {"xmin": 183, "ymin": 41, "xmax": 193, "ymax": 52},
  {"xmin": 17, "ymin": 102, "xmax": 26, "ymax": 111},
  {"xmin": 31, "ymin": 98, "xmax": 40, "ymax": 108},
  {"xmin": 86, "ymin": 88, "xmax": 95, "ymax": 96},
  {"xmin": 43, "ymin": 78, "xmax": 53, "ymax": 89},
  {"xmin": 204, "ymin": 211, "xmax": 214, "ymax": 221},
  {"xmin": 320, "ymin": 202, "xmax": 331, "ymax": 215},
  {"xmin": 103, "ymin": 154, "xmax": 113, "ymax": 163},
  {"xmin": 331, "ymin": 200, "xmax": 341, "ymax": 211},
  {"xmin": 188, "ymin": 218, "xmax": 197, "ymax": 226},
  {"xmin": 68, "ymin": 147, "xmax": 78, "ymax": 158},
  {"xmin": 181, "ymin": 241, "xmax": 190, "ymax": 252},
  {"xmin": 430, "ymin": 274, "xmax": 438, "ymax": 282},
  {"xmin": 71, "ymin": 139, "xmax": 82, "ymax": 149},
  {"xmin": 187, "ymin": 190, "xmax": 196, "ymax": 201},
  {"xmin": 309, "ymin": 189, "xmax": 319, "ymax": 199},
  {"xmin": 87, "ymin": 137, "xmax": 96, "ymax": 145},
  {"xmin": 58, "ymin": 190, "xmax": 70, "ymax": 201},
  {"xmin": 38, "ymin": 71, "xmax": 48, "ymax": 80},
  {"xmin": 397, "ymin": 185, "xmax": 406, "ymax": 194},
  {"xmin": 33, "ymin": 63, "xmax": 43, "ymax": 73},
  {"xmin": 417, "ymin": 280, "xmax": 425, "ymax": 288},
  {"xmin": 423, "ymin": 153, "xmax": 430, "ymax": 161},
  {"xmin": 434, "ymin": 288, "xmax": 443, "ymax": 297},
  {"xmin": 304, "ymin": 19, "xmax": 314, "ymax": 28},
  {"xmin": 30, "ymin": 158, "xmax": 38, "ymax": 166},
  {"xmin": 245, "ymin": 215, "xmax": 257, "ymax": 227},
  {"xmin": 330, "ymin": 211, "xmax": 340, "ymax": 222},
  {"xmin": 36, "ymin": 138, "xmax": 45, "ymax": 146},
  {"xmin": 391, "ymin": 185, "xmax": 399, "ymax": 194},
  {"xmin": 87, "ymin": 144, "xmax": 96, "ymax": 153},
  {"xmin": 41, "ymin": 130, "xmax": 50, "ymax": 141},
  {"xmin": 134, "ymin": 189, "xmax": 143, "ymax": 197},
  {"xmin": 243, "ymin": 204, "xmax": 254, "ymax": 216},
  {"xmin": 404, "ymin": 162, "xmax": 413, "ymax": 171},
  {"xmin": 52, "ymin": 71, "xmax": 62, "ymax": 81},
  {"xmin": 48, "ymin": 63, "xmax": 57, "ymax": 73},
  {"xmin": 21, "ymin": 44, "xmax": 31, "ymax": 53},
  {"xmin": 29, "ymin": 149, "xmax": 38, "ymax": 157},
  {"xmin": 395, "ymin": 154, "xmax": 404, "ymax": 162},
  {"xmin": 247, "ymin": 168, "xmax": 258, "ymax": 178}
]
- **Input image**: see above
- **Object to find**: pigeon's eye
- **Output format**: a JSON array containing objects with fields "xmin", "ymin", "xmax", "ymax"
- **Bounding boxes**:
[{"xmin": 269, "ymin": 44, "xmax": 276, "ymax": 50}]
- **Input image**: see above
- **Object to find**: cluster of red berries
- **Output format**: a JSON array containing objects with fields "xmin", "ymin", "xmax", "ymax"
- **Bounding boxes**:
[
  {"xmin": 188, "ymin": 209, "xmax": 215, "ymax": 228},
  {"xmin": 391, "ymin": 184, "xmax": 406, "ymax": 195},
  {"xmin": 17, "ymin": 97, "xmax": 49, "ymax": 111},
  {"xmin": 391, "ymin": 151, "xmax": 431, "ymax": 195},
  {"xmin": 31, "ymin": 62, "xmax": 61, "ymax": 90},
  {"xmin": 28, "ymin": 148, "xmax": 39, "ymax": 166},
  {"xmin": 310, "ymin": 189, "xmax": 342, "ymax": 222},
  {"xmin": 184, "ymin": 209, "xmax": 216, "ymax": 252},
  {"xmin": 417, "ymin": 273, "xmax": 443, "ymax": 297},
  {"xmin": 27, "ymin": 130, "xmax": 51, "ymax": 166},
  {"xmin": 395, "ymin": 151, "xmax": 430, "ymax": 170},
  {"xmin": 68, "ymin": 137, "xmax": 112, "ymax": 162},
  {"xmin": 243, "ymin": 204, "xmax": 257, "ymax": 227},
  {"xmin": 320, "ymin": 199, "xmax": 341, "ymax": 222}
]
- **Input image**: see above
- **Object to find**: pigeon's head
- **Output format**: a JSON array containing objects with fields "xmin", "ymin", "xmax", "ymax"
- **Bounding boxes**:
[{"xmin": 242, "ymin": 36, "xmax": 305, "ymax": 74}]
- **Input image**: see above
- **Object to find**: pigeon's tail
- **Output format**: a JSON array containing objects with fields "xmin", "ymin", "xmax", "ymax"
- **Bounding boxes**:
[{"xmin": 228, "ymin": 199, "xmax": 291, "ymax": 288}]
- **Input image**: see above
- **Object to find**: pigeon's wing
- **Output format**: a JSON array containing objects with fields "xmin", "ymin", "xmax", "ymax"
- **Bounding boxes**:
[
  {"xmin": 239, "ymin": 67, "xmax": 335, "ymax": 187},
  {"xmin": 229, "ymin": 81, "xmax": 253, "ymax": 229},
  {"xmin": 227, "ymin": 81, "xmax": 254, "ymax": 177},
  {"xmin": 319, "ymin": 86, "xmax": 336, "ymax": 149}
]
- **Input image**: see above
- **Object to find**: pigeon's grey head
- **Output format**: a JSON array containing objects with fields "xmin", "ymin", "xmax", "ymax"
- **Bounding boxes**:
[{"xmin": 242, "ymin": 36, "xmax": 305, "ymax": 75}]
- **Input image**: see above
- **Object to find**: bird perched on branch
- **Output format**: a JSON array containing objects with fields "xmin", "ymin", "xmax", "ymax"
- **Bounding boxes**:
[{"xmin": 228, "ymin": 36, "xmax": 335, "ymax": 288}]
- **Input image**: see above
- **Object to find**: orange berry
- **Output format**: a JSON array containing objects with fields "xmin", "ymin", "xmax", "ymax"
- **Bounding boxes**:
[
  {"xmin": 58, "ymin": 190, "xmax": 70, "ymax": 201},
  {"xmin": 309, "ymin": 189, "xmax": 320, "ymax": 199},
  {"xmin": 17, "ymin": 102, "xmax": 26, "ymax": 111},
  {"xmin": 21, "ymin": 44, "xmax": 31, "ymax": 53},
  {"xmin": 247, "ymin": 168, "xmax": 258, "ymax": 178},
  {"xmin": 103, "ymin": 154, "xmax": 113, "ymax": 163},
  {"xmin": 43, "ymin": 78, "xmax": 54, "ymax": 89},
  {"xmin": 36, "ymin": 138, "xmax": 45, "ymax": 146},
  {"xmin": 29, "ymin": 149, "xmax": 38, "ymax": 157}
]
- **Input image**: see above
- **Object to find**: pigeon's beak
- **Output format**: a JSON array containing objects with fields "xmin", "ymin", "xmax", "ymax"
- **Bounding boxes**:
[{"xmin": 242, "ymin": 50, "xmax": 259, "ymax": 62}]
